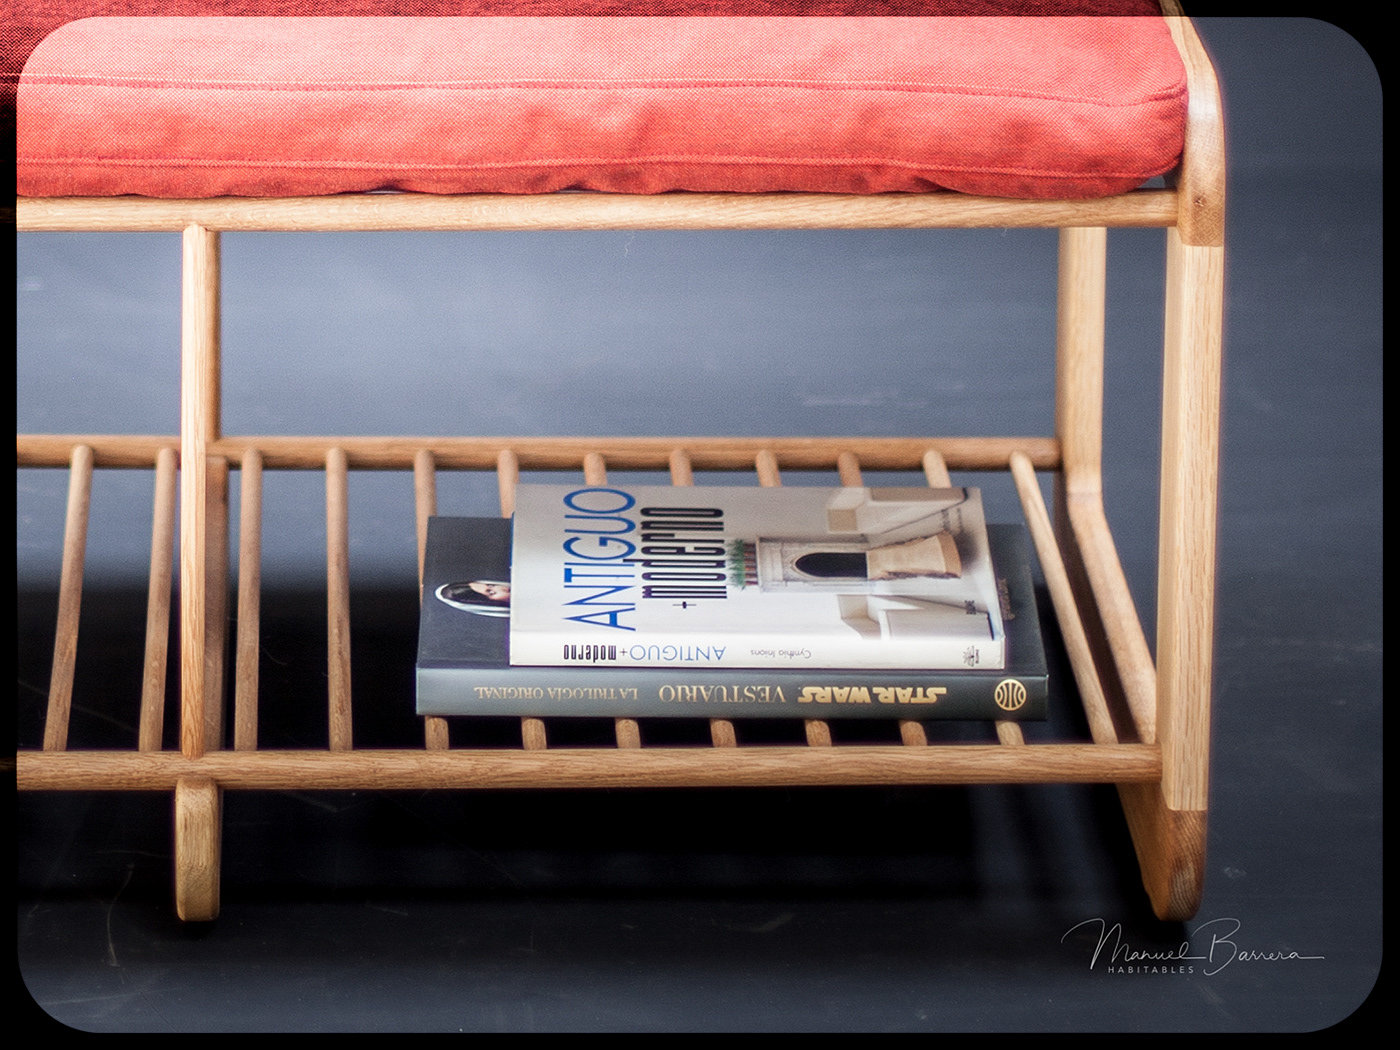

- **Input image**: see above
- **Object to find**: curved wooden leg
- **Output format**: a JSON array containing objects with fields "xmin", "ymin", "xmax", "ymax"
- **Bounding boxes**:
[
  {"xmin": 1132, "ymin": 230, "xmax": 1222, "ymax": 923},
  {"xmin": 174, "ymin": 775, "xmax": 222, "ymax": 921},
  {"xmin": 1119, "ymin": 782, "xmax": 1206, "ymax": 921}
]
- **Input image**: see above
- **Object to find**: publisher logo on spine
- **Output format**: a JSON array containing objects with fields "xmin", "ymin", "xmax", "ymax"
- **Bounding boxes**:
[{"xmin": 994, "ymin": 678, "xmax": 1027, "ymax": 712}]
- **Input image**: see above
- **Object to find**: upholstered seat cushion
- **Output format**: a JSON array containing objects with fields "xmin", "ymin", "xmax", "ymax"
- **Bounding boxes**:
[{"xmin": 16, "ymin": 14, "xmax": 1187, "ymax": 199}]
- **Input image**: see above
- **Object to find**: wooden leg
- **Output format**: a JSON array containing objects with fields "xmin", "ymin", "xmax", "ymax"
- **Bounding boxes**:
[
  {"xmin": 174, "ymin": 776, "xmax": 222, "ymax": 921},
  {"xmin": 176, "ymin": 225, "xmax": 226, "ymax": 920},
  {"xmin": 1112, "ymin": 229, "xmax": 1223, "ymax": 921},
  {"xmin": 181, "ymin": 224, "xmax": 220, "ymax": 760},
  {"xmin": 1055, "ymin": 224, "xmax": 1221, "ymax": 920},
  {"xmin": 1118, "ymin": 782, "xmax": 1207, "ymax": 922},
  {"xmin": 1155, "ymin": 229, "xmax": 1223, "ymax": 815},
  {"xmin": 1142, "ymin": 230, "xmax": 1223, "ymax": 919}
]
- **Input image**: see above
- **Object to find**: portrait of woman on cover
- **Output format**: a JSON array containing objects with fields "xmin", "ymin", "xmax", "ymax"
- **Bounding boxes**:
[{"xmin": 436, "ymin": 579, "xmax": 511, "ymax": 617}]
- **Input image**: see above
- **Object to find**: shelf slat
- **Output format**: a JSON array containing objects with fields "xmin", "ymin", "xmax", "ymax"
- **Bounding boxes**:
[
  {"xmin": 233, "ymin": 449, "xmax": 263, "ymax": 752},
  {"xmin": 43, "ymin": 443, "xmax": 93, "ymax": 753},
  {"xmin": 17, "ymin": 742, "xmax": 1164, "ymax": 792},
  {"xmin": 325, "ymin": 447, "xmax": 354, "ymax": 751},
  {"xmin": 140, "ymin": 447, "xmax": 178, "ymax": 752}
]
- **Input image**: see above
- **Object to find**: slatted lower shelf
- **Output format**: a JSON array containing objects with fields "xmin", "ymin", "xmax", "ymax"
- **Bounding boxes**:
[{"xmin": 17, "ymin": 433, "xmax": 1156, "ymax": 796}]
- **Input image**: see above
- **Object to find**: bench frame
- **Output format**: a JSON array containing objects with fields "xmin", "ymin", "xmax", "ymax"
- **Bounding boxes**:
[{"xmin": 16, "ymin": 8, "xmax": 1224, "ymax": 922}]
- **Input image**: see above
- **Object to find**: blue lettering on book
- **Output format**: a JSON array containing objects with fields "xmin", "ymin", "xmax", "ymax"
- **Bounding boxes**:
[
  {"xmin": 627, "ymin": 644, "xmax": 728, "ymax": 663},
  {"xmin": 554, "ymin": 488, "xmax": 731, "ymax": 634},
  {"xmin": 560, "ymin": 488, "xmax": 639, "ymax": 631}
]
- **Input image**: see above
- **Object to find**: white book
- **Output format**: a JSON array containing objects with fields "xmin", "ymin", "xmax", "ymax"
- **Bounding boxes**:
[{"xmin": 502, "ymin": 484, "xmax": 1007, "ymax": 671}]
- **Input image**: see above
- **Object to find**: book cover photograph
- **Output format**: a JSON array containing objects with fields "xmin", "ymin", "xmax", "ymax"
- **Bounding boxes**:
[
  {"xmin": 507, "ymin": 483, "xmax": 1007, "ymax": 671},
  {"xmin": 416, "ymin": 513, "xmax": 1048, "ymax": 720}
]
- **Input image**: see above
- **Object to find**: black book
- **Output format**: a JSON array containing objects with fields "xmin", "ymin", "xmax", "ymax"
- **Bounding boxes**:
[{"xmin": 416, "ymin": 517, "xmax": 1048, "ymax": 720}]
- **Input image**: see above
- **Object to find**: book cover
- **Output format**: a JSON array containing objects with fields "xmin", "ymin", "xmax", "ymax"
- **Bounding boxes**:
[
  {"xmin": 417, "ymin": 516, "xmax": 1047, "ymax": 720},
  {"xmin": 508, "ymin": 484, "xmax": 1007, "ymax": 671}
]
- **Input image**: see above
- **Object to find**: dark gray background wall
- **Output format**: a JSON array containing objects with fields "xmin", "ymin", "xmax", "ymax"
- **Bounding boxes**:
[{"xmin": 17, "ymin": 18, "xmax": 1382, "ymax": 1033}]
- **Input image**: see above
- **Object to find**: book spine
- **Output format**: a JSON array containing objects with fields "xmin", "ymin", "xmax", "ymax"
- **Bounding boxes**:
[
  {"xmin": 417, "ymin": 665, "xmax": 1045, "ymax": 720},
  {"xmin": 507, "ymin": 632, "xmax": 1005, "ymax": 672}
]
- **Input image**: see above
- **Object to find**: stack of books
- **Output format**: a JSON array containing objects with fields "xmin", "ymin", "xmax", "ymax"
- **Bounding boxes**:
[{"xmin": 416, "ymin": 484, "xmax": 1047, "ymax": 720}]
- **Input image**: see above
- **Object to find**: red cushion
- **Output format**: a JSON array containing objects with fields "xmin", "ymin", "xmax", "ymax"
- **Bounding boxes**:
[{"xmin": 15, "ymin": 14, "xmax": 1187, "ymax": 199}]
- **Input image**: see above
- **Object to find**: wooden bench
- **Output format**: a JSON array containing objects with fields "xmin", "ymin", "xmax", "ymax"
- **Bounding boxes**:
[{"xmin": 14, "ymin": 4, "xmax": 1224, "ymax": 921}]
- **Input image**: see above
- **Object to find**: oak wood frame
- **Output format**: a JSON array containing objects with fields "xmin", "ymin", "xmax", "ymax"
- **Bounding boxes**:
[{"xmin": 15, "ymin": 10, "xmax": 1223, "ymax": 923}]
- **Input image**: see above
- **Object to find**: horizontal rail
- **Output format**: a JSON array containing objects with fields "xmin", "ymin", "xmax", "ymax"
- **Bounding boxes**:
[
  {"xmin": 17, "ymin": 743, "xmax": 1162, "ymax": 791},
  {"xmin": 18, "ymin": 434, "xmax": 1061, "ymax": 472},
  {"xmin": 15, "ymin": 190, "xmax": 1180, "ymax": 234}
]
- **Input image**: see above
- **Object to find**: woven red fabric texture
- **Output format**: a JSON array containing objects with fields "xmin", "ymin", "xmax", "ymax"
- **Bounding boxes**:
[
  {"xmin": 14, "ymin": 12, "xmax": 1184, "ymax": 199},
  {"xmin": 1, "ymin": 1, "xmax": 1168, "ymax": 133}
]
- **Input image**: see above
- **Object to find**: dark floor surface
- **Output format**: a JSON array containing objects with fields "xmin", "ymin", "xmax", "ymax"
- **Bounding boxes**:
[{"xmin": 16, "ymin": 18, "xmax": 1382, "ymax": 1033}]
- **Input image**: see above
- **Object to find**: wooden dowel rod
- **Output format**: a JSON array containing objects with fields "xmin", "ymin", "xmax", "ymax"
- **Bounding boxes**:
[
  {"xmin": 496, "ymin": 448, "xmax": 520, "ymax": 518},
  {"xmin": 44, "ymin": 443, "xmax": 94, "ymax": 752},
  {"xmin": 836, "ymin": 450, "xmax": 862, "ymax": 487},
  {"xmin": 17, "ymin": 434, "xmax": 179, "ymax": 468},
  {"xmin": 413, "ymin": 448, "xmax": 437, "ymax": 595},
  {"xmin": 16, "ymin": 189, "xmax": 1182, "ymax": 235},
  {"xmin": 19, "ymin": 433, "xmax": 1061, "ymax": 473},
  {"xmin": 996, "ymin": 722, "xmax": 1026, "ymax": 747},
  {"xmin": 1009, "ymin": 452, "xmax": 1118, "ymax": 745},
  {"xmin": 413, "ymin": 449, "xmax": 451, "ymax": 751},
  {"xmin": 710, "ymin": 720, "xmax": 738, "ymax": 748},
  {"xmin": 668, "ymin": 447, "xmax": 695, "ymax": 487},
  {"xmin": 17, "ymin": 742, "xmax": 1164, "ymax": 791},
  {"xmin": 922, "ymin": 448, "xmax": 952, "ymax": 487},
  {"xmin": 233, "ymin": 449, "xmax": 263, "ymax": 752},
  {"xmin": 804, "ymin": 721, "xmax": 834, "ymax": 747},
  {"xmin": 582, "ymin": 451, "xmax": 608, "ymax": 486},
  {"xmin": 139, "ymin": 447, "xmax": 178, "ymax": 752},
  {"xmin": 754, "ymin": 449, "xmax": 781, "ymax": 488},
  {"xmin": 180, "ymin": 224, "xmax": 219, "ymax": 760},
  {"xmin": 325, "ymin": 447, "xmax": 353, "ymax": 751},
  {"xmin": 1065, "ymin": 497, "xmax": 1158, "ymax": 743},
  {"xmin": 423, "ymin": 717, "xmax": 451, "ymax": 751},
  {"xmin": 202, "ymin": 456, "xmax": 230, "ymax": 751},
  {"xmin": 1055, "ymin": 227, "xmax": 1109, "ymax": 499}
]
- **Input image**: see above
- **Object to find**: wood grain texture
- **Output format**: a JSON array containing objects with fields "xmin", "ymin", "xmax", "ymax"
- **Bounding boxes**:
[
  {"xmin": 16, "ymin": 191, "xmax": 1182, "ymax": 235},
  {"xmin": 1055, "ymin": 227, "xmax": 1108, "ymax": 500},
  {"xmin": 326, "ymin": 447, "xmax": 354, "ymax": 751},
  {"xmin": 18, "ymin": 433, "xmax": 1061, "ymax": 472},
  {"xmin": 1156, "ymin": 232, "xmax": 1224, "ymax": 812},
  {"xmin": 19, "ymin": 743, "xmax": 1164, "ymax": 792},
  {"xmin": 1162, "ymin": 2, "xmax": 1227, "ymax": 247},
  {"xmin": 174, "ymin": 776, "xmax": 222, "ymax": 922},
  {"xmin": 179, "ymin": 225, "xmax": 219, "ymax": 759},
  {"xmin": 1118, "ymin": 781, "xmax": 1207, "ymax": 921},
  {"xmin": 140, "ymin": 447, "xmax": 178, "ymax": 752},
  {"xmin": 233, "ymin": 449, "xmax": 263, "ymax": 752},
  {"xmin": 43, "ymin": 443, "xmax": 92, "ymax": 752}
]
